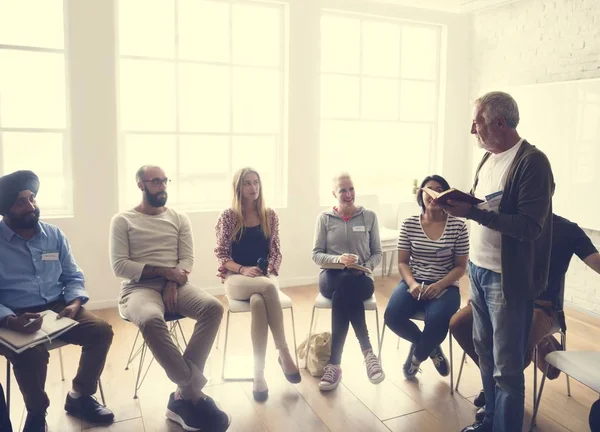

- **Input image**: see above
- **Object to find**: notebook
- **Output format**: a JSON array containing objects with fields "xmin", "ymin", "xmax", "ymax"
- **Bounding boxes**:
[
  {"xmin": 320, "ymin": 262, "xmax": 372, "ymax": 274},
  {"xmin": 0, "ymin": 310, "xmax": 78, "ymax": 354}
]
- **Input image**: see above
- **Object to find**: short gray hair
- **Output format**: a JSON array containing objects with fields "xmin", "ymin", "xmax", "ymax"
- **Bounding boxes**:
[{"xmin": 475, "ymin": 91, "xmax": 520, "ymax": 129}]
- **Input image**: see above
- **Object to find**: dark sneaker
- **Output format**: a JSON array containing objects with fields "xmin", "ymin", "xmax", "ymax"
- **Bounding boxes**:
[
  {"xmin": 474, "ymin": 389, "xmax": 486, "ymax": 408},
  {"xmin": 166, "ymin": 393, "xmax": 204, "ymax": 431},
  {"xmin": 429, "ymin": 345, "xmax": 450, "ymax": 377},
  {"xmin": 194, "ymin": 396, "xmax": 231, "ymax": 431},
  {"xmin": 23, "ymin": 412, "xmax": 47, "ymax": 432},
  {"xmin": 475, "ymin": 406, "xmax": 485, "ymax": 422},
  {"xmin": 65, "ymin": 394, "xmax": 114, "ymax": 424},
  {"xmin": 461, "ymin": 420, "xmax": 493, "ymax": 432},
  {"xmin": 403, "ymin": 344, "xmax": 420, "ymax": 380},
  {"xmin": 319, "ymin": 364, "xmax": 342, "ymax": 391},
  {"xmin": 364, "ymin": 350, "xmax": 385, "ymax": 384}
]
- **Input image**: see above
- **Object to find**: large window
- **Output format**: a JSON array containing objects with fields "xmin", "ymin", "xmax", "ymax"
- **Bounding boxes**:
[
  {"xmin": 118, "ymin": 0, "xmax": 288, "ymax": 211},
  {"xmin": 0, "ymin": 0, "xmax": 71, "ymax": 215},
  {"xmin": 320, "ymin": 12, "xmax": 442, "ymax": 203}
]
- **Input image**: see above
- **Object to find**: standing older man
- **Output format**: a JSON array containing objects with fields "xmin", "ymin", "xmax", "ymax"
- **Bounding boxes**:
[
  {"xmin": 440, "ymin": 92, "xmax": 554, "ymax": 432},
  {"xmin": 0, "ymin": 171, "xmax": 115, "ymax": 432}
]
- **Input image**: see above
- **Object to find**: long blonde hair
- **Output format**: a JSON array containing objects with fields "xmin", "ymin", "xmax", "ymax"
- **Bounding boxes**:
[{"xmin": 231, "ymin": 167, "xmax": 271, "ymax": 241}]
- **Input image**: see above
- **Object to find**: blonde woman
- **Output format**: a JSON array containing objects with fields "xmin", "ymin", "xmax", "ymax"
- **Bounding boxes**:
[
  {"xmin": 312, "ymin": 172, "xmax": 384, "ymax": 391},
  {"xmin": 215, "ymin": 167, "xmax": 300, "ymax": 402}
]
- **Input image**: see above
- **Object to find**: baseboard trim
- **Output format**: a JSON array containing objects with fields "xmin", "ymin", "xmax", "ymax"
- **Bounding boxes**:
[{"xmin": 564, "ymin": 300, "xmax": 600, "ymax": 319}]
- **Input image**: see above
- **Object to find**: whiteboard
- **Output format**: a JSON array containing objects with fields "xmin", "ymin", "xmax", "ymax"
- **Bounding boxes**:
[{"xmin": 473, "ymin": 79, "xmax": 600, "ymax": 231}]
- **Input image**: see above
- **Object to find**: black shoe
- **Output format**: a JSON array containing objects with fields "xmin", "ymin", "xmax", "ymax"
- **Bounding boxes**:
[
  {"xmin": 65, "ymin": 393, "xmax": 115, "ymax": 424},
  {"xmin": 278, "ymin": 357, "xmax": 301, "ymax": 384},
  {"xmin": 473, "ymin": 389, "xmax": 486, "ymax": 408},
  {"xmin": 166, "ymin": 393, "xmax": 206, "ymax": 431},
  {"xmin": 475, "ymin": 406, "xmax": 485, "ymax": 422},
  {"xmin": 402, "ymin": 344, "xmax": 420, "ymax": 380},
  {"xmin": 194, "ymin": 396, "xmax": 231, "ymax": 431},
  {"xmin": 429, "ymin": 346, "xmax": 450, "ymax": 377},
  {"xmin": 252, "ymin": 385, "xmax": 269, "ymax": 402},
  {"xmin": 23, "ymin": 412, "xmax": 48, "ymax": 432},
  {"xmin": 461, "ymin": 420, "xmax": 492, "ymax": 432}
]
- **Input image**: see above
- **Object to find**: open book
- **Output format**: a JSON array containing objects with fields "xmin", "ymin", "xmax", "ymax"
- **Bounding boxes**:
[
  {"xmin": 321, "ymin": 262, "xmax": 372, "ymax": 274},
  {"xmin": 422, "ymin": 187, "xmax": 484, "ymax": 206},
  {"xmin": 0, "ymin": 310, "xmax": 78, "ymax": 354}
]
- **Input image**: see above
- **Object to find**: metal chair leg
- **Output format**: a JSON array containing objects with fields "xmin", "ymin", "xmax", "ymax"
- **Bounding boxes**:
[
  {"xmin": 98, "ymin": 378, "xmax": 106, "ymax": 406},
  {"xmin": 290, "ymin": 307, "xmax": 299, "ymax": 368},
  {"xmin": 125, "ymin": 329, "xmax": 142, "ymax": 370},
  {"xmin": 305, "ymin": 306, "xmax": 317, "ymax": 369},
  {"xmin": 530, "ymin": 363, "xmax": 550, "ymax": 430},
  {"xmin": 381, "ymin": 253, "xmax": 386, "ymax": 278},
  {"xmin": 6, "ymin": 362, "xmax": 10, "ymax": 414},
  {"xmin": 374, "ymin": 308, "xmax": 381, "ymax": 355},
  {"xmin": 176, "ymin": 320, "xmax": 188, "ymax": 348},
  {"xmin": 378, "ymin": 324, "xmax": 386, "ymax": 364},
  {"xmin": 449, "ymin": 332, "xmax": 454, "ymax": 395},
  {"xmin": 455, "ymin": 351, "xmax": 467, "ymax": 392},
  {"xmin": 533, "ymin": 345, "xmax": 538, "ymax": 409},
  {"xmin": 216, "ymin": 321, "xmax": 221, "ymax": 349},
  {"xmin": 58, "ymin": 347, "xmax": 65, "ymax": 381},
  {"xmin": 221, "ymin": 310, "xmax": 231, "ymax": 380},
  {"xmin": 562, "ymin": 332, "xmax": 571, "ymax": 396},
  {"xmin": 133, "ymin": 342, "xmax": 148, "ymax": 399}
]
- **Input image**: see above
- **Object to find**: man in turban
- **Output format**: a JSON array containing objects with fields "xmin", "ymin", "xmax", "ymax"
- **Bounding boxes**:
[{"xmin": 0, "ymin": 170, "xmax": 115, "ymax": 431}]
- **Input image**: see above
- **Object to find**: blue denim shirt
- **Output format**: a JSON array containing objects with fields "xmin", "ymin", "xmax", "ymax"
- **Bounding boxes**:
[{"xmin": 0, "ymin": 220, "xmax": 89, "ymax": 321}]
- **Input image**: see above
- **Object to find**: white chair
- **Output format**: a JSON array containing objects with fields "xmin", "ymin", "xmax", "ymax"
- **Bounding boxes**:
[
  {"xmin": 530, "ymin": 351, "xmax": 600, "ymax": 431},
  {"xmin": 122, "ymin": 312, "xmax": 188, "ymax": 399},
  {"xmin": 304, "ymin": 293, "xmax": 381, "ymax": 369},
  {"xmin": 379, "ymin": 311, "xmax": 455, "ymax": 394},
  {"xmin": 6, "ymin": 340, "xmax": 106, "ymax": 413},
  {"xmin": 221, "ymin": 290, "xmax": 299, "ymax": 381},
  {"xmin": 356, "ymin": 195, "xmax": 400, "ymax": 277}
]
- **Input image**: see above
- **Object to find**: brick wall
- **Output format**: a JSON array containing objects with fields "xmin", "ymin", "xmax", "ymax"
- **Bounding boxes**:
[{"xmin": 471, "ymin": 0, "xmax": 600, "ymax": 315}]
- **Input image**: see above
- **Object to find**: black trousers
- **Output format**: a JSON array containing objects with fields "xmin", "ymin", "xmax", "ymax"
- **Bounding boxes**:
[
  {"xmin": 0, "ymin": 382, "xmax": 13, "ymax": 432},
  {"xmin": 319, "ymin": 269, "xmax": 374, "ymax": 364}
]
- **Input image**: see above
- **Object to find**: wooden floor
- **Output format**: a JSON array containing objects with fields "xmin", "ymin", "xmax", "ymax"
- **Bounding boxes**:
[{"xmin": 2, "ymin": 277, "xmax": 599, "ymax": 432}]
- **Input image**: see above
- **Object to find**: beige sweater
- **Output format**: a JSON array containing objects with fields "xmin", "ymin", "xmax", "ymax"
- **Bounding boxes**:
[{"xmin": 109, "ymin": 208, "xmax": 194, "ymax": 288}]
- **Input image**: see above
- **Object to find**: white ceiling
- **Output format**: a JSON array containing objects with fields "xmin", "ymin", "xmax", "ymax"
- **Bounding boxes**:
[{"xmin": 371, "ymin": 0, "xmax": 522, "ymax": 13}]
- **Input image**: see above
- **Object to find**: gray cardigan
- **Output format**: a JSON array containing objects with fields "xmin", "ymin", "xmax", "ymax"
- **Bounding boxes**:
[{"xmin": 312, "ymin": 207, "xmax": 382, "ymax": 279}]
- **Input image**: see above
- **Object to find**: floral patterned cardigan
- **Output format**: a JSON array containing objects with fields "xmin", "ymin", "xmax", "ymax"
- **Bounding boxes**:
[{"xmin": 214, "ymin": 208, "xmax": 282, "ymax": 281}]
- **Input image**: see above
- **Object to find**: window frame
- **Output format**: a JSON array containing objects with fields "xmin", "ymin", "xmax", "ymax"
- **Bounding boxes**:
[
  {"xmin": 319, "ymin": 9, "xmax": 443, "ymax": 205},
  {"xmin": 116, "ymin": 0, "xmax": 289, "ymax": 212},
  {"xmin": 0, "ymin": 0, "xmax": 73, "ymax": 217}
]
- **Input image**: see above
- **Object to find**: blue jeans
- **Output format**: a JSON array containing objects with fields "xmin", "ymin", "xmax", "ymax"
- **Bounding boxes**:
[
  {"xmin": 468, "ymin": 261, "xmax": 533, "ymax": 432},
  {"xmin": 384, "ymin": 280, "xmax": 460, "ymax": 361}
]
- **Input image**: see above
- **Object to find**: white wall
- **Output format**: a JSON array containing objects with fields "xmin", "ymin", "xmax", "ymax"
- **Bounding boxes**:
[
  {"xmin": 470, "ymin": 0, "xmax": 600, "ymax": 316},
  {"xmin": 43, "ymin": 0, "xmax": 470, "ymax": 309}
]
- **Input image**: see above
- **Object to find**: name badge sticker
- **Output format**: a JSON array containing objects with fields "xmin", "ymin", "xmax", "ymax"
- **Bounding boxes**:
[
  {"xmin": 352, "ymin": 226, "xmax": 366, "ymax": 232},
  {"xmin": 41, "ymin": 252, "xmax": 59, "ymax": 261}
]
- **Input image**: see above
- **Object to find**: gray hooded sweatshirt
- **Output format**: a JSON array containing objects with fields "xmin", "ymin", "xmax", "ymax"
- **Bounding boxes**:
[{"xmin": 312, "ymin": 207, "xmax": 382, "ymax": 280}]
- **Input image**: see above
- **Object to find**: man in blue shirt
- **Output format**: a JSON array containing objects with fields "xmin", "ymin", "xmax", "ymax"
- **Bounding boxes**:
[{"xmin": 0, "ymin": 171, "xmax": 114, "ymax": 431}]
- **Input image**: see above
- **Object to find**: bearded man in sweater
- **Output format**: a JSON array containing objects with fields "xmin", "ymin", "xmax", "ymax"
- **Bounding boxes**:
[{"xmin": 110, "ymin": 165, "xmax": 229, "ymax": 432}]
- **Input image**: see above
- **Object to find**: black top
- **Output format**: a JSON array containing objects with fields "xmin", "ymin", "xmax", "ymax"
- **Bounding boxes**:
[
  {"xmin": 231, "ymin": 225, "xmax": 269, "ymax": 267},
  {"xmin": 538, "ymin": 214, "xmax": 598, "ymax": 309}
]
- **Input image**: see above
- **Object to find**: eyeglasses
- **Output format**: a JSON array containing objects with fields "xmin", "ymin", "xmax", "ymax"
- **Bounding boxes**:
[{"xmin": 143, "ymin": 178, "xmax": 170, "ymax": 186}]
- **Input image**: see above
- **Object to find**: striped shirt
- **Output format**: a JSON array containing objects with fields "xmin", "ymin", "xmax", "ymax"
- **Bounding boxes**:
[{"xmin": 398, "ymin": 214, "xmax": 469, "ymax": 284}]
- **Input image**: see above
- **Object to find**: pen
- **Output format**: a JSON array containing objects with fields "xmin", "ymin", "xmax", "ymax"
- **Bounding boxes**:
[
  {"xmin": 23, "ymin": 315, "xmax": 43, "ymax": 328},
  {"xmin": 417, "ymin": 282, "xmax": 424, "ymax": 300}
]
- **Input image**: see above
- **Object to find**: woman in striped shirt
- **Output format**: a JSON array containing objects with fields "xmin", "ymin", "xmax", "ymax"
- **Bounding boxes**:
[{"xmin": 383, "ymin": 175, "xmax": 469, "ymax": 380}]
